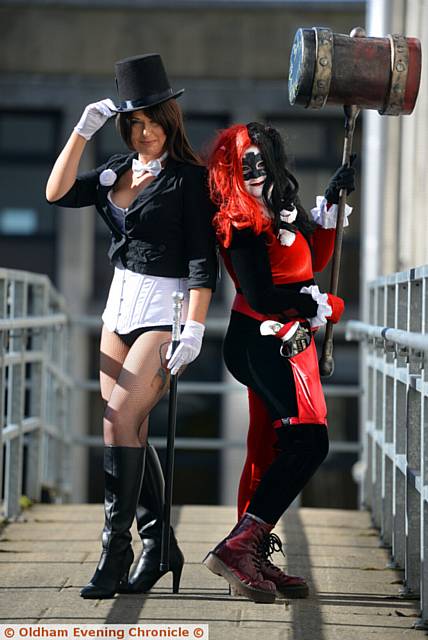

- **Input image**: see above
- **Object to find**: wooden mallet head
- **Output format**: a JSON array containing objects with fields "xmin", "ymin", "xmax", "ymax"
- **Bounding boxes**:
[{"xmin": 288, "ymin": 27, "xmax": 421, "ymax": 115}]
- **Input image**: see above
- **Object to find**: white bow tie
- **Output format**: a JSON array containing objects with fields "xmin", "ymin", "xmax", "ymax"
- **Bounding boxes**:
[{"xmin": 132, "ymin": 152, "xmax": 168, "ymax": 178}]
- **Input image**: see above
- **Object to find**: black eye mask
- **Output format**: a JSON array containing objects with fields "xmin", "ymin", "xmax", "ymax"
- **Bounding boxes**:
[{"xmin": 242, "ymin": 152, "xmax": 267, "ymax": 181}]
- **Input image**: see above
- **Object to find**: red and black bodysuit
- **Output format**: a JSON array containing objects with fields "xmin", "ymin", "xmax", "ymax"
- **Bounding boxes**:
[
  {"xmin": 222, "ymin": 223, "xmax": 336, "ymax": 517},
  {"xmin": 208, "ymin": 122, "xmax": 348, "ymax": 525}
]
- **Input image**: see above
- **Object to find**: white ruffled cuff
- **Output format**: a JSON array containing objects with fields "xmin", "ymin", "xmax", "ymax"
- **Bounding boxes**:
[
  {"xmin": 310, "ymin": 196, "xmax": 352, "ymax": 229},
  {"xmin": 300, "ymin": 284, "xmax": 332, "ymax": 328}
]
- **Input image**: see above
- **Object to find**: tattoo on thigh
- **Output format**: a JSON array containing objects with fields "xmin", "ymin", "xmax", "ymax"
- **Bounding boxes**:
[
  {"xmin": 159, "ymin": 341, "xmax": 170, "ymax": 369},
  {"xmin": 154, "ymin": 341, "xmax": 170, "ymax": 389},
  {"xmin": 156, "ymin": 366, "xmax": 168, "ymax": 387}
]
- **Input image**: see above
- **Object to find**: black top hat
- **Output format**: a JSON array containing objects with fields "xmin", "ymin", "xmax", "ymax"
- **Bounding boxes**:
[{"xmin": 111, "ymin": 53, "xmax": 184, "ymax": 112}]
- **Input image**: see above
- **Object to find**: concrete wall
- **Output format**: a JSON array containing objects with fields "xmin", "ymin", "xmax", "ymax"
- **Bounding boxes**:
[
  {"xmin": 1, "ymin": 4, "xmax": 364, "ymax": 78},
  {"xmin": 363, "ymin": 0, "xmax": 427, "ymax": 285}
]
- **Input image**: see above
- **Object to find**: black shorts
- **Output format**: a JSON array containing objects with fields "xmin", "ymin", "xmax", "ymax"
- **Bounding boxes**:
[
  {"xmin": 115, "ymin": 325, "xmax": 173, "ymax": 348},
  {"xmin": 223, "ymin": 311, "xmax": 298, "ymax": 421}
]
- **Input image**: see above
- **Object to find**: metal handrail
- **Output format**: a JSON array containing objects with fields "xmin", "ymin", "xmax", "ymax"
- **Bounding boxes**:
[
  {"xmin": 0, "ymin": 267, "xmax": 361, "ymax": 519},
  {"xmin": 0, "ymin": 313, "xmax": 67, "ymax": 331},
  {"xmin": 74, "ymin": 433, "xmax": 361, "ymax": 453},
  {"xmin": 346, "ymin": 264, "xmax": 428, "ymax": 627},
  {"xmin": 74, "ymin": 377, "xmax": 361, "ymax": 397},
  {"xmin": 346, "ymin": 320, "xmax": 428, "ymax": 353}
]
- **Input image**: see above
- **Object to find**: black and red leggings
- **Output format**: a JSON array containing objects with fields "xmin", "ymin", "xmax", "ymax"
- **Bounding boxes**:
[{"xmin": 223, "ymin": 311, "xmax": 329, "ymax": 525}]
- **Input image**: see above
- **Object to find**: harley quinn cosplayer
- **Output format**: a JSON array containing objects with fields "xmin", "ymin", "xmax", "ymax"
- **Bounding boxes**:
[{"xmin": 203, "ymin": 122, "xmax": 354, "ymax": 603}]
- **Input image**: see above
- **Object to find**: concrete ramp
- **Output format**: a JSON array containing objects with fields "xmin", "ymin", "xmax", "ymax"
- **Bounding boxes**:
[{"xmin": 0, "ymin": 505, "xmax": 424, "ymax": 639}]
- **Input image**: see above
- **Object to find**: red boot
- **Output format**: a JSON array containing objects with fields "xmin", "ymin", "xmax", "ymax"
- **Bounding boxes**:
[
  {"xmin": 259, "ymin": 533, "xmax": 309, "ymax": 598},
  {"xmin": 203, "ymin": 513, "xmax": 277, "ymax": 603}
]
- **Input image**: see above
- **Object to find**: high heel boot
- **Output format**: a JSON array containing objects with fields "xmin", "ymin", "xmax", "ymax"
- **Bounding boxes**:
[
  {"xmin": 122, "ymin": 443, "xmax": 184, "ymax": 594},
  {"xmin": 80, "ymin": 445, "xmax": 146, "ymax": 599}
]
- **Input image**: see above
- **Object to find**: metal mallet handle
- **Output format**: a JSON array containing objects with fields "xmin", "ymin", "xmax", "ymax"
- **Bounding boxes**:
[
  {"xmin": 319, "ymin": 27, "xmax": 365, "ymax": 378},
  {"xmin": 319, "ymin": 104, "xmax": 359, "ymax": 377}
]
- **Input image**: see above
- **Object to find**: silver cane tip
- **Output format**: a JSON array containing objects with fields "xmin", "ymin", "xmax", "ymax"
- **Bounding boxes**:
[{"xmin": 172, "ymin": 291, "xmax": 184, "ymax": 303}]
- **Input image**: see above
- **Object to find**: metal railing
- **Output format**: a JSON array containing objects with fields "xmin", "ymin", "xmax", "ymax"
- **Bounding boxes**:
[
  {"xmin": 346, "ymin": 264, "xmax": 428, "ymax": 628},
  {"xmin": 0, "ymin": 268, "xmax": 361, "ymax": 517},
  {"xmin": 0, "ymin": 269, "xmax": 72, "ymax": 519},
  {"xmin": 73, "ymin": 314, "xmax": 361, "ymax": 454}
]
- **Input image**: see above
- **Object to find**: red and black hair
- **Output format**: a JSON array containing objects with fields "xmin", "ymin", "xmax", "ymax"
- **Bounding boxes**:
[{"xmin": 208, "ymin": 122, "xmax": 315, "ymax": 247}]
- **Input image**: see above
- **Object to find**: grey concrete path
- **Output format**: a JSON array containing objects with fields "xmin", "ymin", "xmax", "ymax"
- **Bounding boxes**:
[{"xmin": 0, "ymin": 504, "xmax": 425, "ymax": 639}]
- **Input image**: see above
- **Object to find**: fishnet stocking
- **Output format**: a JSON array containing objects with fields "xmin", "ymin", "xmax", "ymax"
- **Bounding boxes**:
[
  {"xmin": 100, "ymin": 326, "xmax": 130, "ymax": 403},
  {"xmin": 100, "ymin": 325, "xmax": 171, "ymax": 446}
]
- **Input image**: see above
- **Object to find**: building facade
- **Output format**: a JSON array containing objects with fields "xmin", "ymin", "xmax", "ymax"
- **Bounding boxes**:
[
  {"xmin": 0, "ymin": 0, "xmax": 365, "ymax": 506},
  {"xmin": 362, "ymin": 0, "xmax": 427, "ymax": 284}
]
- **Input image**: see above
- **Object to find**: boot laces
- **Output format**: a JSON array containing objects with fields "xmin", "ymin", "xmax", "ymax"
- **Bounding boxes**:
[
  {"xmin": 259, "ymin": 532, "xmax": 285, "ymax": 561},
  {"xmin": 257, "ymin": 533, "xmax": 287, "ymax": 579}
]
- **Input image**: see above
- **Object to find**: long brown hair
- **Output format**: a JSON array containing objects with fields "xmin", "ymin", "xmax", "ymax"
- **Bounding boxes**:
[{"xmin": 116, "ymin": 99, "xmax": 202, "ymax": 165}]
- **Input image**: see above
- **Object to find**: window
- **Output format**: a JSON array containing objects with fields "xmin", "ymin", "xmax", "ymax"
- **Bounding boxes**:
[{"xmin": 0, "ymin": 110, "xmax": 61, "ymax": 281}]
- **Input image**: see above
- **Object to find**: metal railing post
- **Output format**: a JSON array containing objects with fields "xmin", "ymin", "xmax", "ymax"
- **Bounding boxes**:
[
  {"xmin": 4, "ymin": 279, "xmax": 25, "ymax": 518},
  {"xmin": 0, "ymin": 269, "xmax": 72, "ymax": 520},
  {"xmin": 346, "ymin": 263, "xmax": 428, "ymax": 625},
  {"xmin": 421, "ymin": 271, "xmax": 428, "ymax": 621}
]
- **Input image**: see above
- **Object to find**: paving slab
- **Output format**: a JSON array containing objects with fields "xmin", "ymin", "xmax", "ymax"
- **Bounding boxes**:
[
  {"xmin": 0, "ymin": 552, "xmax": 87, "ymax": 563},
  {"xmin": 0, "ymin": 504, "xmax": 425, "ymax": 640}
]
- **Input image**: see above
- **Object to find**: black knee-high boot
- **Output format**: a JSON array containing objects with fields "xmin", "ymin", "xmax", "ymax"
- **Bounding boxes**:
[
  {"xmin": 122, "ymin": 443, "xmax": 184, "ymax": 594},
  {"xmin": 80, "ymin": 445, "xmax": 146, "ymax": 599}
]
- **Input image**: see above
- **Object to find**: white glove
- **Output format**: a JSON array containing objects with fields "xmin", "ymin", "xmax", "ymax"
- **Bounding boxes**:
[
  {"xmin": 166, "ymin": 320, "xmax": 205, "ymax": 376},
  {"xmin": 74, "ymin": 98, "xmax": 116, "ymax": 141}
]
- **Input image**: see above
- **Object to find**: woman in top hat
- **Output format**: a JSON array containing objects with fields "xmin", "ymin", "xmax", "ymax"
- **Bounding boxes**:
[
  {"xmin": 203, "ymin": 122, "xmax": 354, "ymax": 602},
  {"xmin": 46, "ymin": 54, "xmax": 217, "ymax": 599}
]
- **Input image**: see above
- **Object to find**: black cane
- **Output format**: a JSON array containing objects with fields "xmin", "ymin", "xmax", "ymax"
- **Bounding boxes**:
[{"xmin": 160, "ymin": 290, "xmax": 184, "ymax": 574}]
